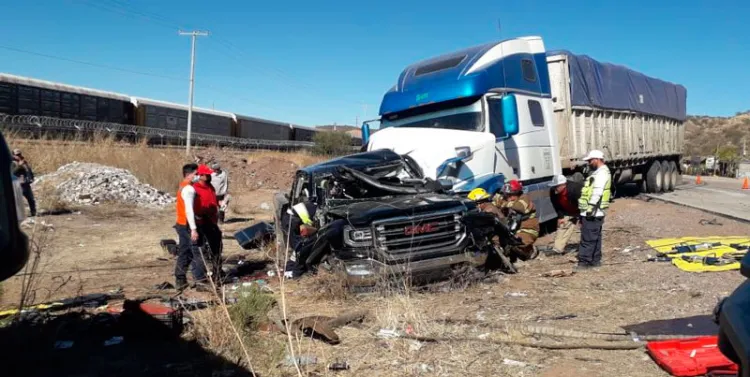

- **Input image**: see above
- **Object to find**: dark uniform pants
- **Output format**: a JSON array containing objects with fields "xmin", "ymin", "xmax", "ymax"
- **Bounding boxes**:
[
  {"xmin": 578, "ymin": 216, "xmax": 604, "ymax": 265},
  {"xmin": 174, "ymin": 223, "xmax": 223, "ymax": 282}
]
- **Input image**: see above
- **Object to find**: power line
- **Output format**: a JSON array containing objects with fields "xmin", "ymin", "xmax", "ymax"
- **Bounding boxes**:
[
  {"xmin": 0, "ymin": 44, "xmax": 184, "ymax": 82},
  {"xmin": 75, "ymin": 0, "xmax": 360, "ymax": 109}
]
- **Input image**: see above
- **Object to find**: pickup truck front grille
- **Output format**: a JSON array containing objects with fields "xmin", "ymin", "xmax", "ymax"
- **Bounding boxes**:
[{"xmin": 373, "ymin": 210, "xmax": 465, "ymax": 258}]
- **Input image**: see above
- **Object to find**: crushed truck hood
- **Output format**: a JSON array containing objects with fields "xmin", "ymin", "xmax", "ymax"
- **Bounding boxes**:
[
  {"xmin": 368, "ymin": 127, "xmax": 496, "ymax": 190},
  {"xmin": 326, "ymin": 193, "xmax": 474, "ymax": 227}
]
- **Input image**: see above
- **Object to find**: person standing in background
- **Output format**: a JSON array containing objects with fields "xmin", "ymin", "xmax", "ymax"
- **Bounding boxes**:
[
  {"xmin": 174, "ymin": 163, "xmax": 200, "ymax": 291},
  {"xmin": 210, "ymin": 162, "xmax": 229, "ymax": 224},
  {"xmin": 11, "ymin": 149, "xmax": 36, "ymax": 217},
  {"xmin": 577, "ymin": 150, "xmax": 612, "ymax": 270},
  {"xmin": 193, "ymin": 164, "xmax": 223, "ymax": 287}
]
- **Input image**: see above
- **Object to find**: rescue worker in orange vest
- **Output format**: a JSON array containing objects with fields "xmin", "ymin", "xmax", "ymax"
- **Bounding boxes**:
[
  {"xmin": 174, "ymin": 163, "xmax": 200, "ymax": 290},
  {"xmin": 491, "ymin": 180, "xmax": 540, "ymax": 261},
  {"xmin": 192, "ymin": 164, "xmax": 223, "ymax": 287}
]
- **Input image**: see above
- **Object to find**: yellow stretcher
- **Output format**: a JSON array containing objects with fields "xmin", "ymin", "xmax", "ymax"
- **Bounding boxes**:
[{"xmin": 646, "ymin": 236, "xmax": 750, "ymax": 272}]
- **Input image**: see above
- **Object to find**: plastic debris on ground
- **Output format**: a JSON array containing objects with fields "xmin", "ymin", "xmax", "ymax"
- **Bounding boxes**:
[
  {"xmin": 505, "ymin": 292, "xmax": 528, "ymax": 297},
  {"xmin": 377, "ymin": 329, "xmax": 401, "ymax": 339},
  {"xmin": 646, "ymin": 336, "xmax": 738, "ymax": 376},
  {"xmin": 282, "ymin": 355, "xmax": 318, "ymax": 367}
]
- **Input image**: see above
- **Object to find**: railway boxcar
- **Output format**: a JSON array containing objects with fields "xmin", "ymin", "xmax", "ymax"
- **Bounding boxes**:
[
  {"xmin": 133, "ymin": 97, "xmax": 235, "ymax": 137},
  {"xmin": 236, "ymin": 114, "xmax": 292, "ymax": 141},
  {"xmin": 292, "ymin": 125, "xmax": 317, "ymax": 142},
  {"xmin": 0, "ymin": 73, "xmax": 134, "ymax": 124}
]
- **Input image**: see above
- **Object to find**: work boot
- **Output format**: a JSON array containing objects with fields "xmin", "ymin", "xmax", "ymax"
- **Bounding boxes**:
[
  {"xmin": 175, "ymin": 277, "xmax": 188, "ymax": 291},
  {"xmin": 574, "ymin": 264, "xmax": 596, "ymax": 272}
]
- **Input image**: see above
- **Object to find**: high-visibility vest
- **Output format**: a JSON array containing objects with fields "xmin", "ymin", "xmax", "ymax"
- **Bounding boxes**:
[
  {"xmin": 175, "ymin": 180, "xmax": 190, "ymax": 226},
  {"xmin": 579, "ymin": 166, "xmax": 612, "ymax": 213},
  {"xmin": 293, "ymin": 202, "xmax": 313, "ymax": 225}
]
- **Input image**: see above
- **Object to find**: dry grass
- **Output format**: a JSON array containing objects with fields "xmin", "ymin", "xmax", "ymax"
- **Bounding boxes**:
[{"xmin": 6, "ymin": 133, "xmax": 328, "ymax": 196}]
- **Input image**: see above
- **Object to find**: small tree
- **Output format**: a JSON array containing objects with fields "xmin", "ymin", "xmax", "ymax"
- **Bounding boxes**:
[{"xmin": 313, "ymin": 131, "xmax": 353, "ymax": 156}]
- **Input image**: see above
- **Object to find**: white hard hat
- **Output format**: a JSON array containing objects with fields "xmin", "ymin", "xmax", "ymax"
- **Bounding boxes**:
[
  {"xmin": 583, "ymin": 150, "xmax": 605, "ymax": 161},
  {"xmin": 548, "ymin": 174, "xmax": 567, "ymax": 187}
]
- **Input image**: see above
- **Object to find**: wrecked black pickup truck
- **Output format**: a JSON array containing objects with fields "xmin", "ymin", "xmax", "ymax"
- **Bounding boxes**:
[{"xmin": 236, "ymin": 149, "xmax": 520, "ymax": 287}]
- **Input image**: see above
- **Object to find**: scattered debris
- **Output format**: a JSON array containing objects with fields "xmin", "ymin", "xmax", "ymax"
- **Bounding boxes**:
[
  {"xmin": 259, "ymin": 202, "xmax": 271, "ymax": 211},
  {"xmin": 541, "ymin": 270, "xmax": 576, "ymax": 278},
  {"xmin": 34, "ymin": 162, "xmax": 174, "ymax": 208},
  {"xmin": 502, "ymin": 359, "xmax": 528, "ymax": 368},
  {"xmin": 409, "ymin": 340, "xmax": 424, "ymax": 352},
  {"xmin": 281, "ymin": 354, "xmax": 318, "ymax": 367},
  {"xmin": 153, "ymin": 282, "xmax": 175, "ymax": 290},
  {"xmin": 699, "ymin": 218, "xmax": 724, "ymax": 226},
  {"xmin": 377, "ymin": 329, "xmax": 400, "ymax": 339},
  {"xmin": 328, "ymin": 361, "xmax": 350, "ymax": 371},
  {"xmin": 505, "ymin": 292, "xmax": 528, "ymax": 297}
]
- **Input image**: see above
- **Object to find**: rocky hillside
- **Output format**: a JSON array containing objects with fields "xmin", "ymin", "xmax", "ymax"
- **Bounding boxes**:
[{"xmin": 684, "ymin": 111, "xmax": 750, "ymax": 156}]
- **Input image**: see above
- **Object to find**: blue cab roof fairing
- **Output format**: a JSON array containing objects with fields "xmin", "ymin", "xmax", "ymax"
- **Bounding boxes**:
[
  {"xmin": 379, "ymin": 39, "xmax": 551, "ymax": 117},
  {"xmin": 548, "ymin": 50, "xmax": 687, "ymax": 121}
]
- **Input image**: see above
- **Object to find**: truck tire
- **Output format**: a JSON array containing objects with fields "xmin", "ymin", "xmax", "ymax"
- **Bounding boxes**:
[
  {"xmin": 661, "ymin": 160, "xmax": 672, "ymax": 192},
  {"xmin": 669, "ymin": 160, "xmax": 679, "ymax": 191},
  {"xmin": 646, "ymin": 160, "xmax": 662, "ymax": 193}
]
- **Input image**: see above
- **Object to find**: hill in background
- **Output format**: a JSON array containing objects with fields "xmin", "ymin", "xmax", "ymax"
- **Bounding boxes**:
[{"xmin": 684, "ymin": 111, "xmax": 750, "ymax": 157}]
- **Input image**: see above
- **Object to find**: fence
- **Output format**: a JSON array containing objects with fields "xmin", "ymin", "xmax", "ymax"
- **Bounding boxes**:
[{"xmin": 0, "ymin": 114, "xmax": 317, "ymax": 151}]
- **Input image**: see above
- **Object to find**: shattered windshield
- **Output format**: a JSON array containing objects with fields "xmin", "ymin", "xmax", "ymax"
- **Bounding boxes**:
[{"xmin": 381, "ymin": 98, "xmax": 484, "ymax": 132}]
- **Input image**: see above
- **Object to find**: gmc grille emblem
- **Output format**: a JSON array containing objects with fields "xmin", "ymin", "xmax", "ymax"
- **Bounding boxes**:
[{"xmin": 404, "ymin": 223, "xmax": 437, "ymax": 236}]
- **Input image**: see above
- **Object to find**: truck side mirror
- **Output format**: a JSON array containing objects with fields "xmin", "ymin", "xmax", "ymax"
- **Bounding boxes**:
[
  {"xmin": 502, "ymin": 94, "xmax": 519, "ymax": 136},
  {"xmin": 361, "ymin": 122, "xmax": 370, "ymax": 145},
  {"xmin": 0, "ymin": 131, "xmax": 29, "ymax": 282}
]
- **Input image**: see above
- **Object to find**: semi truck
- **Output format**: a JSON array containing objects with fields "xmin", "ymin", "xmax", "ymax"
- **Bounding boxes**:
[{"xmin": 362, "ymin": 36, "xmax": 687, "ymax": 222}]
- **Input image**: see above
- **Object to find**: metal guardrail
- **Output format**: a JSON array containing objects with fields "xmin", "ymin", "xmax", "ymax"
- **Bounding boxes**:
[{"xmin": 0, "ymin": 114, "xmax": 316, "ymax": 149}]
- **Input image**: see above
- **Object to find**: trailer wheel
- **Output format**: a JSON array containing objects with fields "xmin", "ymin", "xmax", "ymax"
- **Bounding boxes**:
[
  {"xmin": 669, "ymin": 160, "xmax": 679, "ymax": 191},
  {"xmin": 661, "ymin": 160, "xmax": 672, "ymax": 192},
  {"xmin": 646, "ymin": 160, "xmax": 662, "ymax": 193}
]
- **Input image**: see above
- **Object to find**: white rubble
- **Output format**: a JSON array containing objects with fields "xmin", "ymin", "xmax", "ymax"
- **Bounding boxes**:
[{"xmin": 34, "ymin": 162, "xmax": 174, "ymax": 208}]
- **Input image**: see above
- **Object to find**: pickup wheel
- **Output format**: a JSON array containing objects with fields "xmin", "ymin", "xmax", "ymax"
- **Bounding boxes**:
[{"xmin": 646, "ymin": 160, "xmax": 662, "ymax": 193}]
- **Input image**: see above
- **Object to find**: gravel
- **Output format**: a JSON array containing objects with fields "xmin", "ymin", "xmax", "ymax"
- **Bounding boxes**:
[{"xmin": 33, "ymin": 162, "xmax": 174, "ymax": 208}]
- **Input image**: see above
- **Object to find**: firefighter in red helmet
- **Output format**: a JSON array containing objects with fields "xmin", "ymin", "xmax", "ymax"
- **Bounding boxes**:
[{"xmin": 492, "ymin": 179, "xmax": 540, "ymax": 261}]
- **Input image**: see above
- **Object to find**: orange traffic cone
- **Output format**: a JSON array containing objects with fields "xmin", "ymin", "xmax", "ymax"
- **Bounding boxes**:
[
  {"xmin": 743, "ymin": 177, "xmax": 749, "ymax": 190},
  {"xmin": 696, "ymin": 175, "xmax": 702, "ymax": 185}
]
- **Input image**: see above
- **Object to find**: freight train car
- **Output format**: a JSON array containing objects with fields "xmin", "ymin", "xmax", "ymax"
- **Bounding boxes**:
[
  {"xmin": 236, "ymin": 114, "xmax": 293, "ymax": 141},
  {"xmin": 0, "ymin": 73, "xmax": 135, "ymax": 124},
  {"xmin": 132, "ymin": 97, "xmax": 235, "ymax": 138},
  {"xmin": 291, "ymin": 125, "xmax": 317, "ymax": 142}
]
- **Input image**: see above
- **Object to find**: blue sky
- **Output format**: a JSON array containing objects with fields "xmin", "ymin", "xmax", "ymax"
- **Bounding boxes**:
[{"xmin": 1, "ymin": 0, "xmax": 747, "ymax": 126}]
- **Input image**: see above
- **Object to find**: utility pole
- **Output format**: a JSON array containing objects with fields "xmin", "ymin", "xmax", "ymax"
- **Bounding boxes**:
[{"xmin": 179, "ymin": 30, "xmax": 209, "ymax": 156}]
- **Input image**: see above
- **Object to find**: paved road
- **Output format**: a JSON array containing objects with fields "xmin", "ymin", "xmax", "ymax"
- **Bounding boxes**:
[{"xmin": 646, "ymin": 176, "xmax": 750, "ymax": 222}]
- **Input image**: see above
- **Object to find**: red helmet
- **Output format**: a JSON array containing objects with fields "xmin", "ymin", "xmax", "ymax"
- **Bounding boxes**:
[{"xmin": 502, "ymin": 179, "xmax": 523, "ymax": 195}]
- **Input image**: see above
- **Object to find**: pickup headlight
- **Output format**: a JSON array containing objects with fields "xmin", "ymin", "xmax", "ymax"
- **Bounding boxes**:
[{"xmin": 343, "ymin": 226, "xmax": 373, "ymax": 247}]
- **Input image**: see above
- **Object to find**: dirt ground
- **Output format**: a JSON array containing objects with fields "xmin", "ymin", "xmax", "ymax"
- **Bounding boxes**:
[{"xmin": 2, "ymin": 172, "xmax": 747, "ymax": 376}]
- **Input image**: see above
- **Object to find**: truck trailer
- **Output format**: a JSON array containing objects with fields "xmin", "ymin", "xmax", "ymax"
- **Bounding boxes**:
[{"xmin": 362, "ymin": 36, "xmax": 686, "ymax": 223}]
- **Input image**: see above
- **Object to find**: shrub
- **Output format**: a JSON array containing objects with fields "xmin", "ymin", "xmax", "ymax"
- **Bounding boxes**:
[{"xmin": 312, "ymin": 131, "xmax": 353, "ymax": 156}]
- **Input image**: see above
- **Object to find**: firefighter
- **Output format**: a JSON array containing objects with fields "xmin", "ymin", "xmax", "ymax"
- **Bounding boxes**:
[{"xmin": 492, "ymin": 180, "xmax": 540, "ymax": 261}]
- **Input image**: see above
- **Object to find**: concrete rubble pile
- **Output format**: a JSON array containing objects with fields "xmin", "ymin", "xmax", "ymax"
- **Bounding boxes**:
[{"xmin": 34, "ymin": 162, "xmax": 174, "ymax": 208}]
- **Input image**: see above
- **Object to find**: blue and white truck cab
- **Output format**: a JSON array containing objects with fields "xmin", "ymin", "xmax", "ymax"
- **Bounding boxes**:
[
  {"xmin": 363, "ymin": 36, "xmax": 560, "ymax": 222},
  {"xmin": 362, "ymin": 36, "xmax": 686, "ymax": 223}
]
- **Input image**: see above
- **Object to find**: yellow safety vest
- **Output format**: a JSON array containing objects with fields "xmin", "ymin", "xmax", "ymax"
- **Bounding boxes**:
[
  {"xmin": 578, "ymin": 167, "xmax": 612, "ymax": 213},
  {"xmin": 292, "ymin": 202, "xmax": 313, "ymax": 226}
]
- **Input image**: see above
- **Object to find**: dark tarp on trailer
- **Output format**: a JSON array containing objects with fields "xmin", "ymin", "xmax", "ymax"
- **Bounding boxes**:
[{"xmin": 547, "ymin": 50, "xmax": 687, "ymax": 121}]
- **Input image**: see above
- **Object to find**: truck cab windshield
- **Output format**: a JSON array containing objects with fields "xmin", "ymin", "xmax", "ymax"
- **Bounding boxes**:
[{"xmin": 382, "ymin": 99, "xmax": 484, "ymax": 132}]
